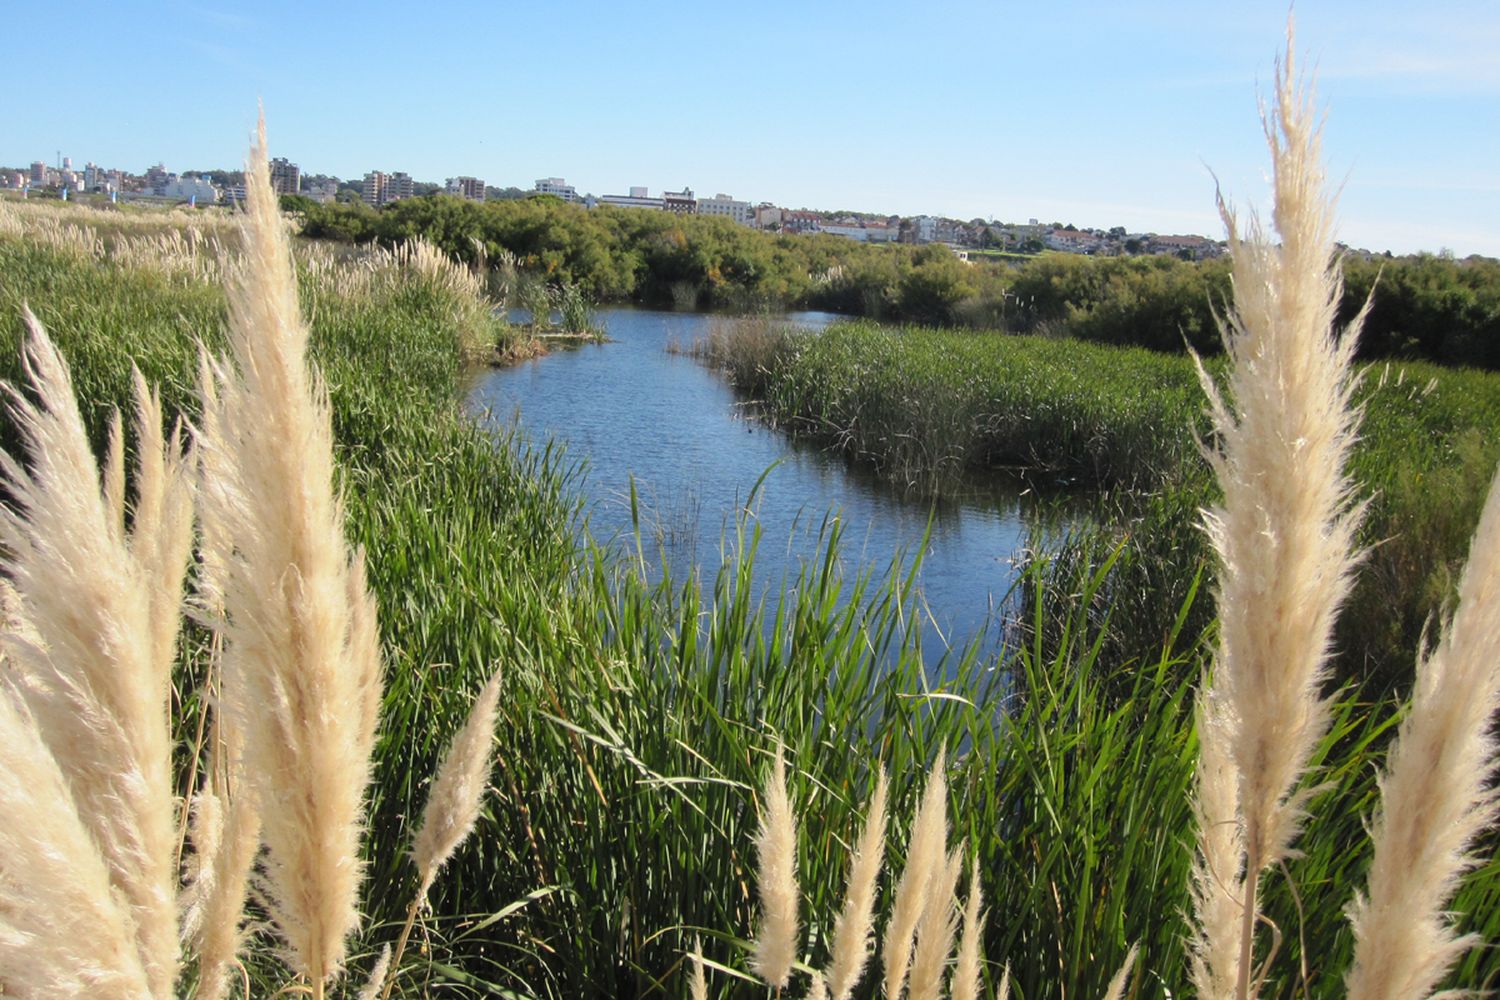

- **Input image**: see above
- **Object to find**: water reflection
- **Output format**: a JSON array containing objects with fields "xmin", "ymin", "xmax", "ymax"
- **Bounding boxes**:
[{"xmin": 464, "ymin": 308, "xmax": 1033, "ymax": 658}]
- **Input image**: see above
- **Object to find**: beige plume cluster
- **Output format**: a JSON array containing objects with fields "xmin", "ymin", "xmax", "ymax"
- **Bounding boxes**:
[
  {"xmin": 1188, "ymin": 23, "xmax": 1500, "ymax": 1000},
  {"xmin": 739, "ymin": 746, "xmax": 993, "ymax": 1000},
  {"xmin": 0, "ymin": 115, "xmax": 505, "ymax": 1000}
]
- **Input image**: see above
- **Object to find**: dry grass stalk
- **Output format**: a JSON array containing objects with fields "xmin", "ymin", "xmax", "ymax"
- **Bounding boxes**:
[
  {"xmin": 195, "ymin": 114, "xmax": 384, "ymax": 994},
  {"xmin": 751, "ymin": 741, "xmax": 800, "ymax": 991},
  {"xmin": 882, "ymin": 747, "xmax": 949, "ymax": 1000},
  {"xmin": 825, "ymin": 767, "xmax": 889, "ymax": 1000},
  {"xmin": 1344, "ymin": 467, "xmax": 1500, "ymax": 999},
  {"xmin": 1190, "ymin": 28, "xmax": 1367, "ymax": 1000},
  {"xmin": 0, "ymin": 313, "xmax": 189, "ymax": 998},
  {"xmin": 951, "ymin": 859, "xmax": 984, "ymax": 1000}
]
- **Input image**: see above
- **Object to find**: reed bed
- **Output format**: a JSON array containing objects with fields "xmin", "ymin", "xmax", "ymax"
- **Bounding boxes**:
[{"xmin": 698, "ymin": 301, "xmax": 1500, "ymax": 689}]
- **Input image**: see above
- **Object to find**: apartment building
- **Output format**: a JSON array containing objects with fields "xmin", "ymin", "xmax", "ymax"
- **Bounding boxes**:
[
  {"xmin": 269, "ymin": 157, "xmax": 301, "ymax": 195},
  {"xmin": 696, "ymin": 192, "xmax": 752, "ymax": 225},
  {"xmin": 446, "ymin": 176, "xmax": 487, "ymax": 201},
  {"xmin": 535, "ymin": 177, "xmax": 578, "ymax": 201}
]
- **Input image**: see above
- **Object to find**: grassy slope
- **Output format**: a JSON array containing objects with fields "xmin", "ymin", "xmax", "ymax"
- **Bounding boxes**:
[{"xmin": 2, "ymin": 211, "xmax": 1497, "ymax": 997}]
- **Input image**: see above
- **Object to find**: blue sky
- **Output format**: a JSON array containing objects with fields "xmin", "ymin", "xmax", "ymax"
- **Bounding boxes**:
[{"xmin": 4, "ymin": 1, "xmax": 1496, "ymax": 256}]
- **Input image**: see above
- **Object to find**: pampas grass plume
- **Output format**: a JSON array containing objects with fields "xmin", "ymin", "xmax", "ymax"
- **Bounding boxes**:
[
  {"xmin": 0, "ymin": 314, "xmax": 184, "ymax": 997},
  {"xmin": 1102, "ymin": 944, "xmax": 1140, "ymax": 1000},
  {"xmin": 825, "ymin": 767, "xmax": 888, "ymax": 1000},
  {"xmin": 752, "ymin": 741, "xmax": 800, "ymax": 991},
  {"xmin": 376, "ymin": 665, "xmax": 504, "ymax": 1000},
  {"xmin": 689, "ymin": 936, "xmax": 708, "ymax": 1000},
  {"xmin": 357, "ymin": 945, "xmax": 393, "ymax": 1000},
  {"xmin": 1190, "ymin": 26, "xmax": 1366, "ymax": 999},
  {"xmin": 0, "ymin": 688, "xmax": 153, "ymax": 998},
  {"xmin": 907, "ymin": 844, "xmax": 963, "ymax": 1000},
  {"xmin": 1345, "ymin": 467, "xmax": 1500, "ymax": 999},
  {"xmin": 951, "ymin": 859, "xmax": 984, "ymax": 1000},
  {"xmin": 882, "ymin": 747, "xmax": 948, "ymax": 1000},
  {"xmin": 412, "ymin": 665, "xmax": 504, "ymax": 895},
  {"xmin": 199, "ymin": 114, "xmax": 385, "ymax": 992}
]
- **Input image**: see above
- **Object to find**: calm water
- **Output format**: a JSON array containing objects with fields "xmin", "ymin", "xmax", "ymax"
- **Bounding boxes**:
[{"xmin": 464, "ymin": 308, "xmax": 1032, "ymax": 655}]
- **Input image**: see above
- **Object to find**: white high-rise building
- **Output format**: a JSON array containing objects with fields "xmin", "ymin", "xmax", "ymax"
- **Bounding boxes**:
[{"xmin": 534, "ymin": 177, "xmax": 578, "ymax": 201}]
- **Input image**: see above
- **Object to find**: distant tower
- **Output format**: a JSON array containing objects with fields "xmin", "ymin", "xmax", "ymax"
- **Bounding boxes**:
[{"xmin": 269, "ymin": 157, "xmax": 301, "ymax": 196}]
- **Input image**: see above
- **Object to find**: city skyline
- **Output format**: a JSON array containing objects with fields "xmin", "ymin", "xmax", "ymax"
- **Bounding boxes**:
[{"xmin": 3, "ymin": 1, "xmax": 1496, "ymax": 257}]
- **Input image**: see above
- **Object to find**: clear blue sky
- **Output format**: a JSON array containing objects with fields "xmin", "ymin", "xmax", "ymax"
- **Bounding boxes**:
[{"xmin": 4, "ymin": 1, "xmax": 1496, "ymax": 256}]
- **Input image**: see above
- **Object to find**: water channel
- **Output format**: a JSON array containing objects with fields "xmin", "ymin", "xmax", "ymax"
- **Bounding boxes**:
[{"xmin": 464, "ymin": 308, "xmax": 1038, "ymax": 657}]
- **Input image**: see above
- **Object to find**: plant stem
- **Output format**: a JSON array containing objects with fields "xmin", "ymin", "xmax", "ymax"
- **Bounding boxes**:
[
  {"xmin": 1237, "ymin": 821, "xmax": 1261, "ymax": 1000},
  {"xmin": 379, "ymin": 880, "xmax": 428, "ymax": 1000}
]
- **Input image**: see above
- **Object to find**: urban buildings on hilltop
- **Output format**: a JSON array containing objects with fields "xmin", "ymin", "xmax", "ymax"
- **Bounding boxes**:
[{"xmin": 0, "ymin": 142, "xmax": 1229, "ymax": 260}]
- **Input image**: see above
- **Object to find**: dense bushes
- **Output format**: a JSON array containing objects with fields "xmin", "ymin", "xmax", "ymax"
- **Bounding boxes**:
[{"xmin": 299, "ymin": 195, "xmax": 1500, "ymax": 368}]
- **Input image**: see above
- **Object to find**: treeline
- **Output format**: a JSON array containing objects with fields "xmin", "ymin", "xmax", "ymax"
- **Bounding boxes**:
[{"xmin": 291, "ymin": 194, "xmax": 1500, "ymax": 369}]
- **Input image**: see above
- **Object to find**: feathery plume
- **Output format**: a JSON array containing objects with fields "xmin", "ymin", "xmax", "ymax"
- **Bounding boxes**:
[
  {"xmin": 1190, "ymin": 26, "xmax": 1366, "ymax": 1000},
  {"xmin": 0, "ymin": 313, "xmax": 184, "ymax": 997},
  {"xmin": 1102, "ymin": 944, "xmax": 1140, "ymax": 1000},
  {"xmin": 184, "ymin": 785, "xmax": 261, "ymax": 1000},
  {"xmin": 807, "ymin": 970, "xmax": 828, "ymax": 1000},
  {"xmin": 0, "ymin": 687, "xmax": 153, "ymax": 998},
  {"xmin": 1188, "ymin": 691, "xmax": 1244, "ymax": 1000},
  {"xmin": 102, "ymin": 405, "xmax": 125, "ymax": 541},
  {"xmin": 379, "ymin": 667, "xmax": 503, "ymax": 1000},
  {"xmin": 996, "ymin": 965, "xmax": 1011, "ymax": 1000},
  {"xmin": 907, "ymin": 844, "xmax": 964, "ymax": 1000},
  {"xmin": 689, "ymin": 936, "xmax": 708, "ymax": 1000},
  {"xmin": 412, "ymin": 665, "xmax": 504, "ymax": 896},
  {"xmin": 179, "ymin": 791, "xmax": 225, "ymax": 943},
  {"xmin": 1345, "ymin": 466, "xmax": 1500, "ymax": 999},
  {"xmin": 882, "ymin": 747, "xmax": 948, "ymax": 1000},
  {"xmin": 751, "ymin": 742, "xmax": 800, "ymax": 990},
  {"xmin": 826, "ymin": 768, "xmax": 888, "ymax": 1000},
  {"xmin": 197, "ymin": 113, "xmax": 385, "ymax": 990},
  {"xmin": 951, "ymin": 859, "xmax": 984, "ymax": 1000},
  {"xmin": 356, "ymin": 945, "xmax": 393, "ymax": 1000}
]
